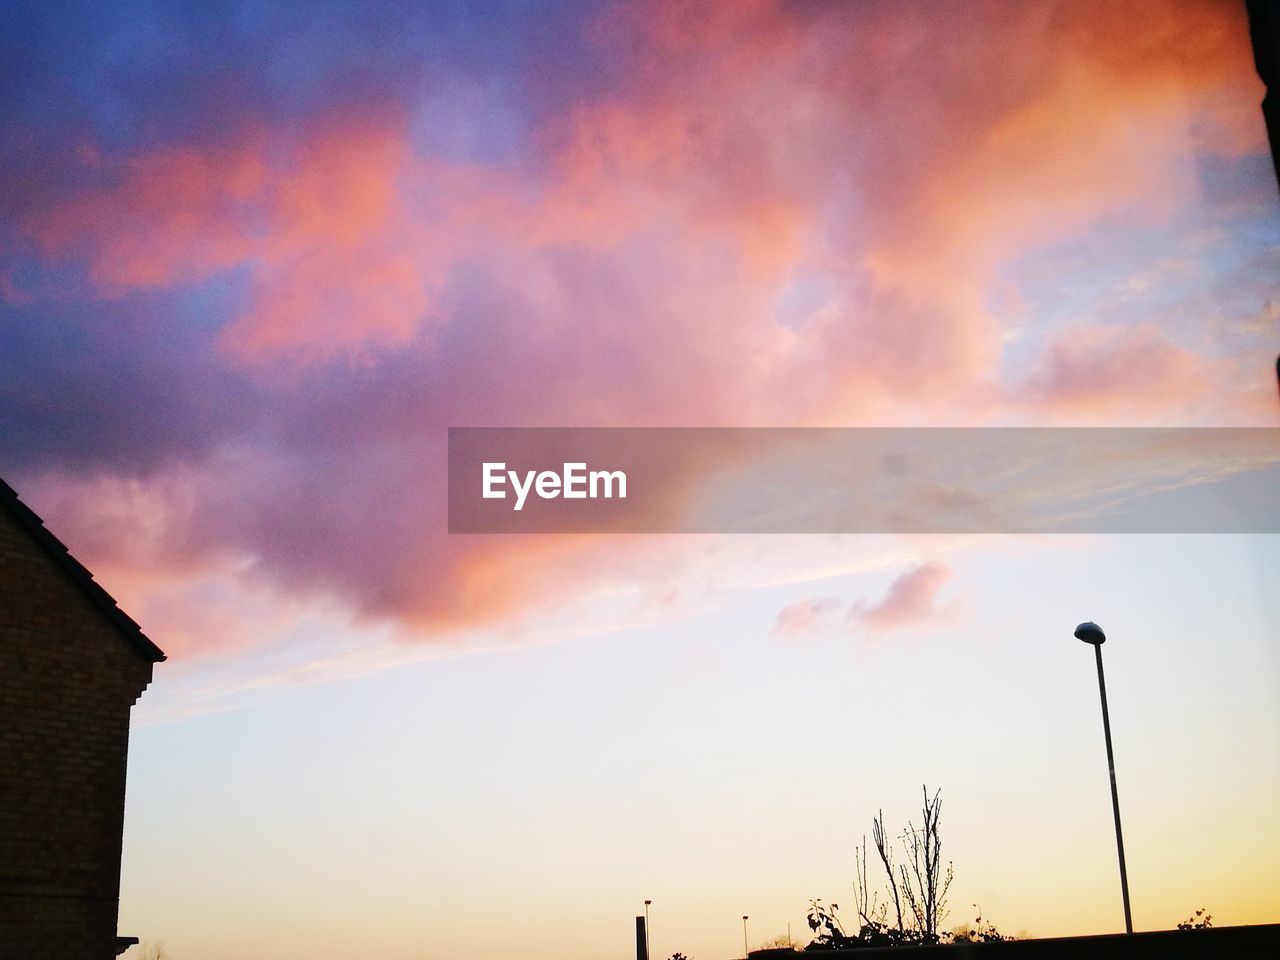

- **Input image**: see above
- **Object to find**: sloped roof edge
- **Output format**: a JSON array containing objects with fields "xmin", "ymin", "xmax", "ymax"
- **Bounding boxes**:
[{"xmin": 0, "ymin": 477, "xmax": 167, "ymax": 663}]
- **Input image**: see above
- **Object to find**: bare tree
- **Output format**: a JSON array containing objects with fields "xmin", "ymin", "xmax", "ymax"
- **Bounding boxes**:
[
  {"xmin": 853, "ymin": 832, "xmax": 879, "ymax": 929},
  {"xmin": 851, "ymin": 808, "xmax": 909, "ymax": 934},
  {"xmin": 851, "ymin": 786, "xmax": 954, "ymax": 944},
  {"xmin": 898, "ymin": 786, "xmax": 953, "ymax": 939}
]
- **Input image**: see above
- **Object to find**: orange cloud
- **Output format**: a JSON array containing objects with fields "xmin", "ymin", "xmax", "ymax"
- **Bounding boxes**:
[
  {"xmin": 15, "ymin": 0, "xmax": 1266, "ymax": 394},
  {"xmin": 20, "ymin": 141, "xmax": 265, "ymax": 290},
  {"xmin": 6, "ymin": 0, "xmax": 1273, "ymax": 656}
]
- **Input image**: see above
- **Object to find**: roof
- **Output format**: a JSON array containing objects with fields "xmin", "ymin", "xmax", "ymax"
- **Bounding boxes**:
[{"xmin": 0, "ymin": 477, "xmax": 166, "ymax": 663}]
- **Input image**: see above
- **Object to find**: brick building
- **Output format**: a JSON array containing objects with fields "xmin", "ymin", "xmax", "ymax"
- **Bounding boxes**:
[{"xmin": 0, "ymin": 478, "xmax": 165, "ymax": 959}]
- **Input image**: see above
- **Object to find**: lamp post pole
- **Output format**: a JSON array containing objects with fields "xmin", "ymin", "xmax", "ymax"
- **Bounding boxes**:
[
  {"xmin": 1075, "ymin": 621, "xmax": 1133, "ymax": 934},
  {"xmin": 644, "ymin": 900, "xmax": 652, "ymax": 960},
  {"xmin": 742, "ymin": 916, "xmax": 749, "ymax": 958}
]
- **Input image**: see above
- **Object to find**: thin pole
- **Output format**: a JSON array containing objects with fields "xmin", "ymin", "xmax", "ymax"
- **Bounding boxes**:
[
  {"xmin": 1094, "ymin": 642, "xmax": 1133, "ymax": 934},
  {"xmin": 742, "ymin": 915, "xmax": 749, "ymax": 957},
  {"xmin": 645, "ymin": 902, "xmax": 651, "ymax": 960}
]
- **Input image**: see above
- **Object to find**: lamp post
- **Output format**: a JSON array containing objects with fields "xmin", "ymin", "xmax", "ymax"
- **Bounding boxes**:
[
  {"xmin": 644, "ymin": 900, "xmax": 652, "ymax": 960},
  {"xmin": 742, "ymin": 915, "xmax": 749, "ymax": 958},
  {"xmin": 1075, "ymin": 620, "xmax": 1133, "ymax": 934}
]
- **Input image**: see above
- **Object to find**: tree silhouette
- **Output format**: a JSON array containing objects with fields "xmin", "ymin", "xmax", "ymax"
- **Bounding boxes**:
[{"xmin": 849, "ymin": 786, "xmax": 953, "ymax": 945}]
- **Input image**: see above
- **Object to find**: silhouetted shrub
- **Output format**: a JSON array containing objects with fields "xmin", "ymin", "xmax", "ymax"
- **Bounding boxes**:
[
  {"xmin": 1177, "ymin": 908, "xmax": 1213, "ymax": 930},
  {"xmin": 951, "ymin": 906, "xmax": 1011, "ymax": 943},
  {"xmin": 808, "ymin": 788, "xmax": 1013, "ymax": 949}
]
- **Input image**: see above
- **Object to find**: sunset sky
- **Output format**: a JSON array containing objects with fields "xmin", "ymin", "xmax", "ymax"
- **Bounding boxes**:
[{"xmin": 2, "ymin": 1, "xmax": 1279, "ymax": 958}]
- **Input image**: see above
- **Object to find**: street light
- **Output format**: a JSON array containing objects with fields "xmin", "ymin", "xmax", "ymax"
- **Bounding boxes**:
[
  {"xmin": 644, "ymin": 900, "xmax": 652, "ymax": 960},
  {"xmin": 742, "ymin": 915, "xmax": 749, "ymax": 958},
  {"xmin": 1075, "ymin": 620, "xmax": 1133, "ymax": 934}
]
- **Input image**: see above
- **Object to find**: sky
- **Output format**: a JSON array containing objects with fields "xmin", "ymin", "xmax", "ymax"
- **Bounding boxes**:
[{"xmin": 1, "ymin": 1, "xmax": 1278, "ymax": 958}]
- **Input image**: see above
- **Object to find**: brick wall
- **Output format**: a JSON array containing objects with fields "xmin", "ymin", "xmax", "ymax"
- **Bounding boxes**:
[{"xmin": 0, "ymin": 504, "xmax": 156, "ymax": 960}]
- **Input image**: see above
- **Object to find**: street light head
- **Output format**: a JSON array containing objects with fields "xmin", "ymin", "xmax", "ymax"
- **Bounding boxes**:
[{"xmin": 1074, "ymin": 621, "xmax": 1106, "ymax": 645}]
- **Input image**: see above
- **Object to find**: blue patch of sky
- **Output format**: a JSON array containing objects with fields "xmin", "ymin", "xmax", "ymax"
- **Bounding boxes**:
[
  {"xmin": 5, "ymin": 0, "xmax": 609, "ymax": 152},
  {"xmin": 169, "ymin": 265, "xmax": 258, "ymax": 334},
  {"xmin": 770, "ymin": 176, "xmax": 863, "ymax": 330},
  {"xmin": 992, "ymin": 165, "xmax": 1280, "ymax": 384},
  {"xmin": 771, "ymin": 270, "xmax": 836, "ymax": 330}
]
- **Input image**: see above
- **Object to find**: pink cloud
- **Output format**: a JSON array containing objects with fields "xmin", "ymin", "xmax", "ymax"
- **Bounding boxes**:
[
  {"xmin": 20, "ymin": 140, "xmax": 266, "ymax": 291},
  {"xmin": 1021, "ymin": 322, "xmax": 1212, "ymax": 420},
  {"xmin": 770, "ymin": 596, "xmax": 839, "ymax": 642},
  {"xmin": 850, "ymin": 561, "xmax": 954, "ymax": 634},
  {"xmin": 15, "ymin": 0, "xmax": 1265, "ymax": 395},
  {"xmin": 6, "ymin": 0, "xmax": 1274, "ymax": 658}
]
